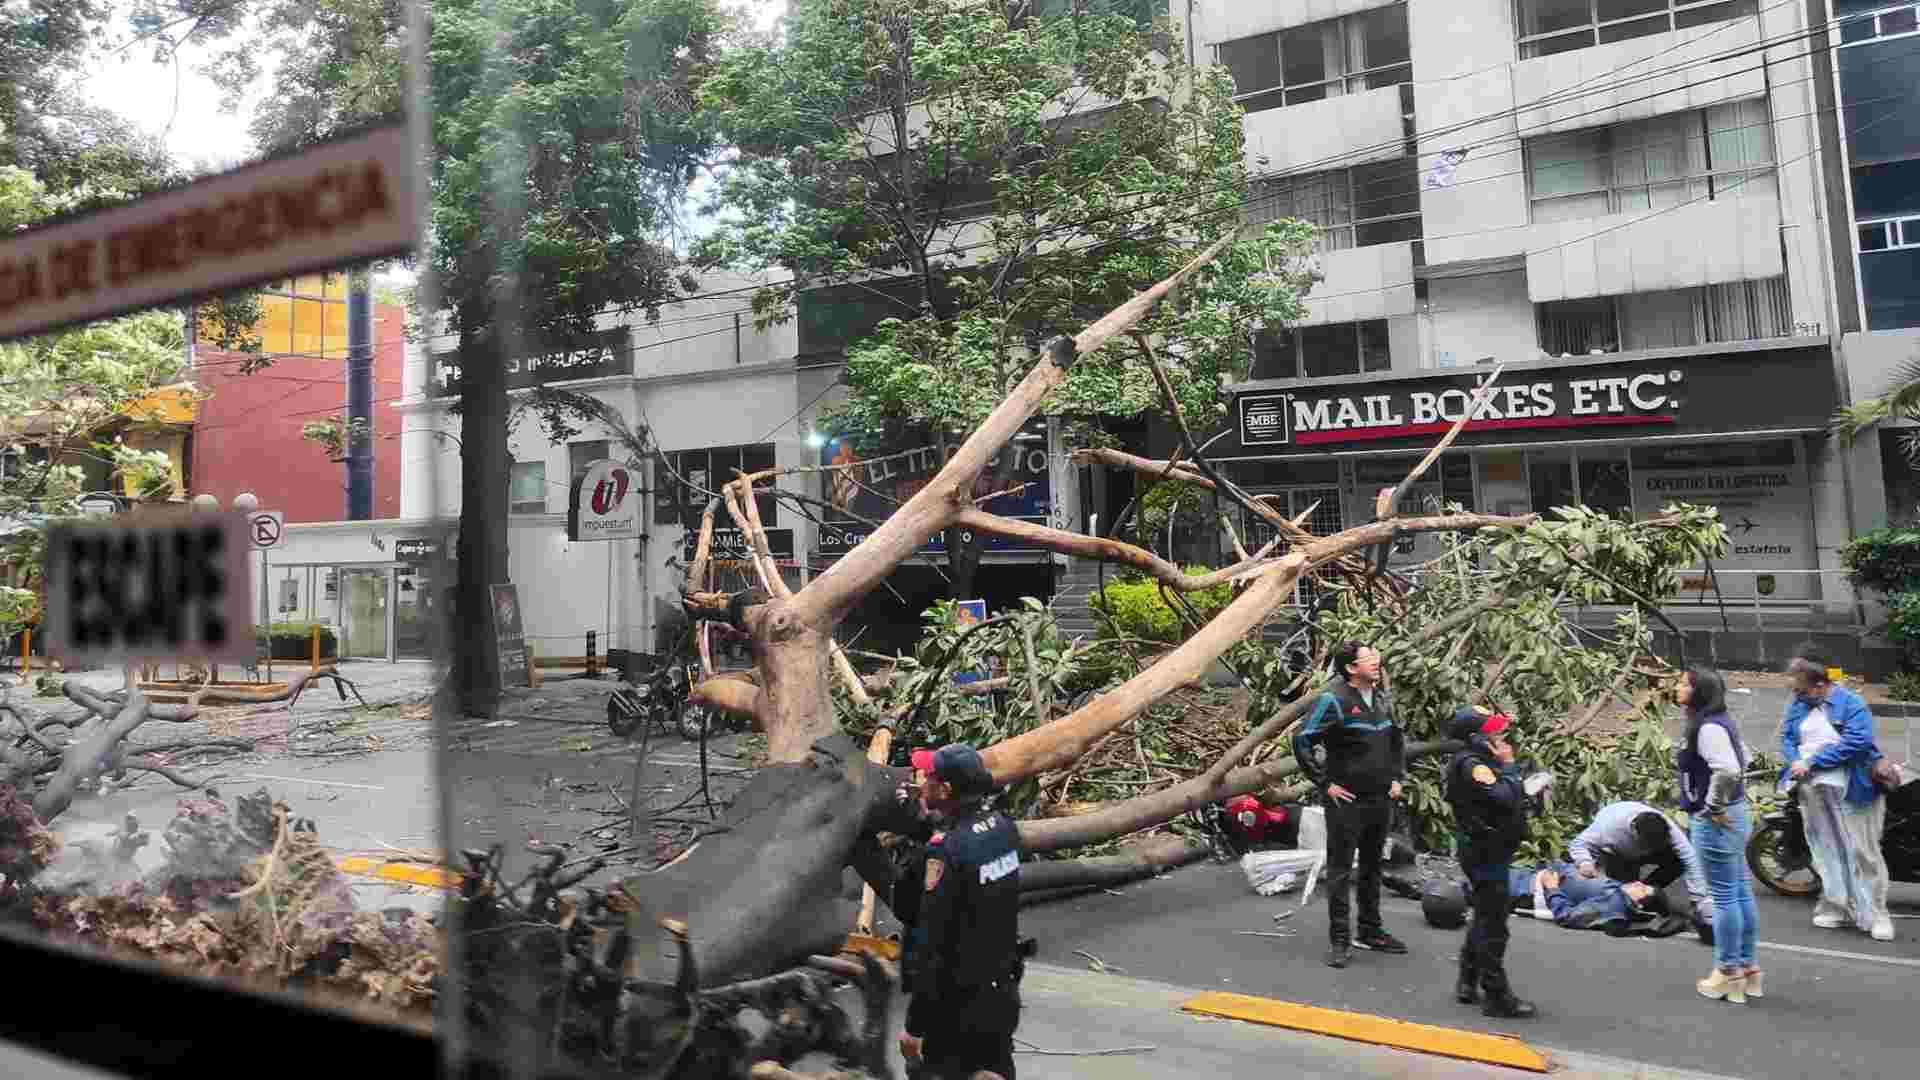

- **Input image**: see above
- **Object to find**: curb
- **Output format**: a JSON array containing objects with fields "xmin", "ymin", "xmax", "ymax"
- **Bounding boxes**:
[{"xmin": 1180, "ymin": 989, "xmax": 1551, "ymax": 1072}]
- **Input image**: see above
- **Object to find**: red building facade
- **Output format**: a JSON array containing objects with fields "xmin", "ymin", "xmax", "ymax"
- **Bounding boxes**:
[{"xmin": 189, "ymin": 302, "xmax": 406, "ymax": 523}]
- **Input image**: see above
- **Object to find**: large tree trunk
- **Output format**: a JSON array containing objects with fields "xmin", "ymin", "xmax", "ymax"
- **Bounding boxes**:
[{"xmin": 456, "ymin": 329, "xmax": 511, "ymax": 715}]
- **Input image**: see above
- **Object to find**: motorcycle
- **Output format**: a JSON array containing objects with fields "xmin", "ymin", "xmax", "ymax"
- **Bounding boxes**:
[
  {"xmin": 1747, "ymin": 763, "xmax": 1920, "ymax": 896},
  {"xmin": 605, "ymin": 654, "xmax": 749, "ymax": 742}
]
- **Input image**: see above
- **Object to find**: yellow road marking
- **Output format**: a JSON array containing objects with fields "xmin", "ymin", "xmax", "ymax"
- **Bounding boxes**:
[
  {"xmin": 335, "ymin": 857, "xmax": 463, "ymax": 890},
  {"xmin": 1180, "ymin": 991, "xmax": 1550, "ymax": 1073}
]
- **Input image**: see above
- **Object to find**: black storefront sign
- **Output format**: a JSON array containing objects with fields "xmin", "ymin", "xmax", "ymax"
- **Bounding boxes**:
[
  {"xmin": 394, "ymin": 538, "xmax": 441, "ymax": 562},
  {"xmin": 1228, "ymin": 345, "xmax": 1836, "ymax": 457},
  {"xmin": 815, "ymin": 421, "xmax": 1053, "ymax": 557},
  {"xmin": 490, "ymin": 583, "xmax": 530, "ymax": 688},
  {"xmin": 682, "ymin": 527, "xmax": 795, "ymax": 563},
  {"xmin": 426, "ymin": 327, "xmax": 631, "ymax": 395}
]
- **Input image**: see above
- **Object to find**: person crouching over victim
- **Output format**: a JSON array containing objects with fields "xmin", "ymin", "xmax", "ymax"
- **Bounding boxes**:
[{"xmin": 1445, "ymin": 706, "xmax": 1537, "ymax": 1019}]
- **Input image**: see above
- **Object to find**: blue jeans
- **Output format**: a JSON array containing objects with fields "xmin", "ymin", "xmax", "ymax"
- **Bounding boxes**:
[{"xmin": 1691, "ymin": 801, "xmax": 1759, "ymax": 972}]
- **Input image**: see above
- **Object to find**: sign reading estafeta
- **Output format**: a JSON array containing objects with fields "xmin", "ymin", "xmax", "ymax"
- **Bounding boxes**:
[
  {"xmin": 41, "ymin": 511, "xmax": 254, "ymax": 666},
  {"xmin": 682, "ymin": 526, "xmax": 796, "ymax": 563},
  {"xmin": 1228, "ymin": 347, "xmax": 1837, "ymax": 457},
  {"xmin": 817, "ymin": 421, "xmax": 1052, "ymax": 557},
  {"xmin": 0, "ymin": 123, "xmax": 415, "ymax": 344},
  {"xmin": 427, "ymin": 327, "xmax": 631, "ymax": 395},
  {"xmin": 1631, "ymin": 442, "xmax": 1814, "ymax": 600},
  {"xmin": 567, "ymin": 459, "xmax": 642, "ymax": 541}
]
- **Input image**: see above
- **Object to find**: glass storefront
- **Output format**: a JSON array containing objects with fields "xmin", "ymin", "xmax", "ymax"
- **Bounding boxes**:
[{"xmin": 1228, "ymin": 437, "xmax": 1818, "ymax": 601}]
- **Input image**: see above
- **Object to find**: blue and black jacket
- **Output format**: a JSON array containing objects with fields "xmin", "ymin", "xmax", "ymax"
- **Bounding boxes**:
[{"xmin": 1292, "ymin": 676, "xmax": 1405, "ymax": 798}]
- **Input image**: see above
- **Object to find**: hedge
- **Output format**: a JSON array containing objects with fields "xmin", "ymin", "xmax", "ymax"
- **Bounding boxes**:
[{"xmin": 255, "ymin": 623, "xmax": 339, "ymax": 661}]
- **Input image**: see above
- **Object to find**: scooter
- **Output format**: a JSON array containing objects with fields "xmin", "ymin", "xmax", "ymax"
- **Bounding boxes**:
[{"xmin": 1747, "ymin": 764, "xmax": 1920, "ymax": 896}]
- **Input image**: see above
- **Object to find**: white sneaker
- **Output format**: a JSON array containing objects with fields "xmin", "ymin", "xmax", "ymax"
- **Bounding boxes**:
[
  {"xmin": 1814, "ymin": 912, "xmax": 1846, "ymax": 929},
  {"xmin": 1871, "ymin": 919, "xmax": 1895, "ymax": 942}
]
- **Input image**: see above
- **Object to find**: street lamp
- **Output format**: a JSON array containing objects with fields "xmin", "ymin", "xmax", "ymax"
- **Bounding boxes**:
[
  {"xmin": 191, "ymin": 494, "xmax": 219, "ymax": 513},
  {"xmin": 232, "ymin": 491, "xmax": 259, "ymax": 514}
]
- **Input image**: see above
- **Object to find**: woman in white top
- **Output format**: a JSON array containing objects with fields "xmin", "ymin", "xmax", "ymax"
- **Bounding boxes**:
[{"xmin": 1779, "ymin": 654, "xmax": 1894, "ymax": 942}]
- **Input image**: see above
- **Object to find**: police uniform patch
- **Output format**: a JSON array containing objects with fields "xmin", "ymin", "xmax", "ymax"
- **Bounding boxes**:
[
  {"xmin": 924, "ymin": 857, "xmax": 945, "ymax": 891},
  {"xmin": 1471, "ymin": 764, "xmax": 1497, "ymax": 785}
]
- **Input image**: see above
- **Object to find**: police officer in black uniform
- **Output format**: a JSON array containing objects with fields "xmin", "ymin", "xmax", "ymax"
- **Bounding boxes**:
[
  {"xmin": 1444, "ymin": 706, "xmax": 1537, "ymax": 1019},
  {"xmin": 899, "ymin": 744, "xmax": 1023, "ymax": 1080}
]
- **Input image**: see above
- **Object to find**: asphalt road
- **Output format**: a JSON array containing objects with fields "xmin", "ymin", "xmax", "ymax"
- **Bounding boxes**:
[{"xmin": 1014, "ymin": 859, "xmax": 1920, "ymax": 1080}]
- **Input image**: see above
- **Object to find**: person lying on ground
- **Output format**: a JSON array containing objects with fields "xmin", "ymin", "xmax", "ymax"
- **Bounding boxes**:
[
  {"xmin": 1510, "ymin": 865, "xmax": 1689, "ymax": 937},
  {"xmin": 1568, "ymin": 800, "xmax": 1711, "ymax": 923}
]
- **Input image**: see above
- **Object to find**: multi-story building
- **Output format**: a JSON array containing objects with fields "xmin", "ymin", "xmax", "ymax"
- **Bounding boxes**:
[
  {"xmin": 1182, "ymin": 0, "xmax": 1880, "ymax": 665},
  {"xmin": 1811, "ymin": 1, "xmax": 1920, "ymax": 531}
]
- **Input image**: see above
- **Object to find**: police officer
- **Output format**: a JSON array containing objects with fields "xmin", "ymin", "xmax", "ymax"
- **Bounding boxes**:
[
  {"xmin": 1292, "ymin": 640, "xmax": 1408, "ymax": 968},
  {"xmin": 899, "ymin": 744, "xmax": 1023, "ymax": 1080},
  {"xmin": 1444, "ymin": 706, "xmax": 1537, "ymax": 1019}
]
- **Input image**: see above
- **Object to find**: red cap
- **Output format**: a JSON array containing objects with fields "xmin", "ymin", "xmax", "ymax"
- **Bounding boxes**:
[
  {"xmin": 911, "ymin": 748, "xmax": 936, "ymax": 773},
  {"xmin": 1480, "ymin": 713, "xmax": 1513, "ymax": 737}
]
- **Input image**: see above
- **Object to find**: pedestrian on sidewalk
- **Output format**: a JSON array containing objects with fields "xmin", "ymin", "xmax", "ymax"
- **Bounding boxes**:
[
  {"xmin": 1293, "ymin": 640, "xmax": 1408, "ymax": 969},
  {"xmin": 1445, "ymin": 706, "xmax": 1536, "ymax": 1019},
  {"xmin": 1780, "ymin": 651, "xmax": 1894, "ymax": 941},
  {"xmin": 1677, "ymin": 666, "xmax": 1761, "ymax": 1003}
]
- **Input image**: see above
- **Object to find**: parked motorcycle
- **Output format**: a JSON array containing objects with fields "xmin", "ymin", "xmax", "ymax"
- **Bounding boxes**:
[
  {"xmin": 604, "ymin": 654, "xmax": 749, "ymax": 742},
  {"xmin": 1747, "ymin": 763, "xmax": 1920, "ymax": 896}
]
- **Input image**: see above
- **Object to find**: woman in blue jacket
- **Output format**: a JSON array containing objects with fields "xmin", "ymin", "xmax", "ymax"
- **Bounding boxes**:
[{"xmin": 1781, "ymin": 653, "xmax": 1892, "ymax": 942}]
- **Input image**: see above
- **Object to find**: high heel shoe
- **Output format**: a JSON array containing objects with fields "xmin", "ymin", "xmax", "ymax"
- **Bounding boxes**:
[{"xmin": 1697, "ymin": 969, "xmax": 1747, "ymax": 1004}]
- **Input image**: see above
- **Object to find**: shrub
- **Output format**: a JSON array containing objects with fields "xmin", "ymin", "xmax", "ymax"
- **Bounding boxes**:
[
  {"xmin": 255, "ymin": 622, "xmax": 339, "ymax": 661},
  {"xmin": 1842, "ymin": 526, "xmax": 1920, "ymax": 596},
  {"xmin": 1890, "ymin": 670, "xmax": 1920, "ymax": 702},
  {"xmin": 1090, "ymin": 570, "xmax": 1233, "ymax": 645}
]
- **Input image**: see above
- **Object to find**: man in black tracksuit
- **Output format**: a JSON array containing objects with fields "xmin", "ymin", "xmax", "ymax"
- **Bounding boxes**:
[
  {"xmin": 1444, "ymin": 706, "xmax": 1537, "ymax": 1019},
  {"xmin": 900, "ymin": 744, "xmax": 1022, "ymax": 1080},
  {"xmin": 1293, "ymin": 640, "xmax": 1408, "ymax": 968}
]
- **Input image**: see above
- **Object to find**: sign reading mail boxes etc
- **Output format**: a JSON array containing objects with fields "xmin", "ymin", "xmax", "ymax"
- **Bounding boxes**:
[{"xmin": 1229, "ymin": 346, "xmax": 1835, "ymax": 456}]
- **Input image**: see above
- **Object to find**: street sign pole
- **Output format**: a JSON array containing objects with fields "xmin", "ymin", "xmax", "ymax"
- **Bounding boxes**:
[{"xmin": 263, "ymin": 547, "xmax": 271, "ymax": 683}]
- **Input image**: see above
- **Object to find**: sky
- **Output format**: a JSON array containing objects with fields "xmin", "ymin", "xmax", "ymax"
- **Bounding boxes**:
[{"xmin": 73, "ymin": 2, "xmax": 790, "ymax": 282}]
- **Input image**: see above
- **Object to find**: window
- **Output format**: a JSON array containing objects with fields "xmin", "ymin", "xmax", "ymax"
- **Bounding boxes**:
[
  {"xmin": 1248, "ymin": 158, "xmax": 1422, "ymax": 250},
  {"xmin": 1859, "ymin": 216, "xmax": 1920, "ymax": 253},
  {"xmin": 1535, "ymin": 276, "xmax": 1792, "ymax": 355},
  {"xmin": 654, "ymin": 443, "xmax": 779, "ymax": 527},
  {"xmin": 1252, "ymin": 319, "xmax": 1395, "ymax": 379},
  {"xmin": 1840, "ymin": 4, "xmax": 1919, "ymax": 46},
  {"xmin": 1216, "ymin": 4, "xmax": 1411, "ymax": 114},
  {"xmin": 1516, "ymin": 0, "xmax": 1758, "ymax": 59},
  {"xmin": 1527, "ymin": 100, "xmax": 1775, "ymax": 222},
  {"xmin": 509, "ymin": 461, "xmax": 547, "ymax": 514},
  {"xmin": 568, "ymin": 440, "xmax": 610, "ymax": 481}
]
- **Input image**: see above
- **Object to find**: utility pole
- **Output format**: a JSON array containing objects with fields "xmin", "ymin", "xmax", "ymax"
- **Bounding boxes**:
[{"xmin": 346, "ymin": 274, "xmax": 374, "ymax": 520}]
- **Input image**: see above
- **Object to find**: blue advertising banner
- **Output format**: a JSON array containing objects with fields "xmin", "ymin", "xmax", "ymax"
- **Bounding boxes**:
[{"xmin": 816, "ymin": 421, "xmax": 1051, "ymax": 557}]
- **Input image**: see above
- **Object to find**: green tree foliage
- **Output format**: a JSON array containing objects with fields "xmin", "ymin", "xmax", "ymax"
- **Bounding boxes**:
[
  {"xmin": 1841, "ymin": 525, "xmax": 1920, "ymax": 669},
  {"xmin": 0, "ymin": 168, "xmax": 190, "ymax": 640},
  {"xmin": 696, "ymin": 0, "xmax": 1315, "ymax": 595},
  {"xmin": 1316, "ymin": 503, "xmax": 1728, "ymax": 861}
]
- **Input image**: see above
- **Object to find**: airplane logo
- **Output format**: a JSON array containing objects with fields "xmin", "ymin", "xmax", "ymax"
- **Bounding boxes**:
[{"xmin": 1734, "ymin": 517, "xmax": 1758, "ymax": 534}]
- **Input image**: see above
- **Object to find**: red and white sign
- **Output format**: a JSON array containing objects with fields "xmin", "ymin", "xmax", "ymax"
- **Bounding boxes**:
[
  {"xmin": 0, "ymin": 122, "xmax": 417, "ymax": 343},
  {"xmin": 571, "ymin": 459, "xmax": 641, "ymax": 541}
]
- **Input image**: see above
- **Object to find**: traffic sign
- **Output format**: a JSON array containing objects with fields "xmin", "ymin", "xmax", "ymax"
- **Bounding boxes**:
[
  {"xmin": 249, "ymin": 511, "xmax": 285, "ymax": 549},
  {"xmin": 41, "ymin": 511, "xmax": 255, "ymax": 666}
]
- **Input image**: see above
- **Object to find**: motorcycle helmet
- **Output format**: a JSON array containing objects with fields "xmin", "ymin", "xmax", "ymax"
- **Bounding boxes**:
[{"xmin": 1422, "ymin": 878, "xmax": 1470, "ymax": 929}]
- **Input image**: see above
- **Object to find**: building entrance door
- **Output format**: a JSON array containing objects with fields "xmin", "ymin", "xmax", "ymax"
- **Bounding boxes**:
[{"xmin": 340, "ymin": 568, "xmax": 392, "ymax": 660}]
